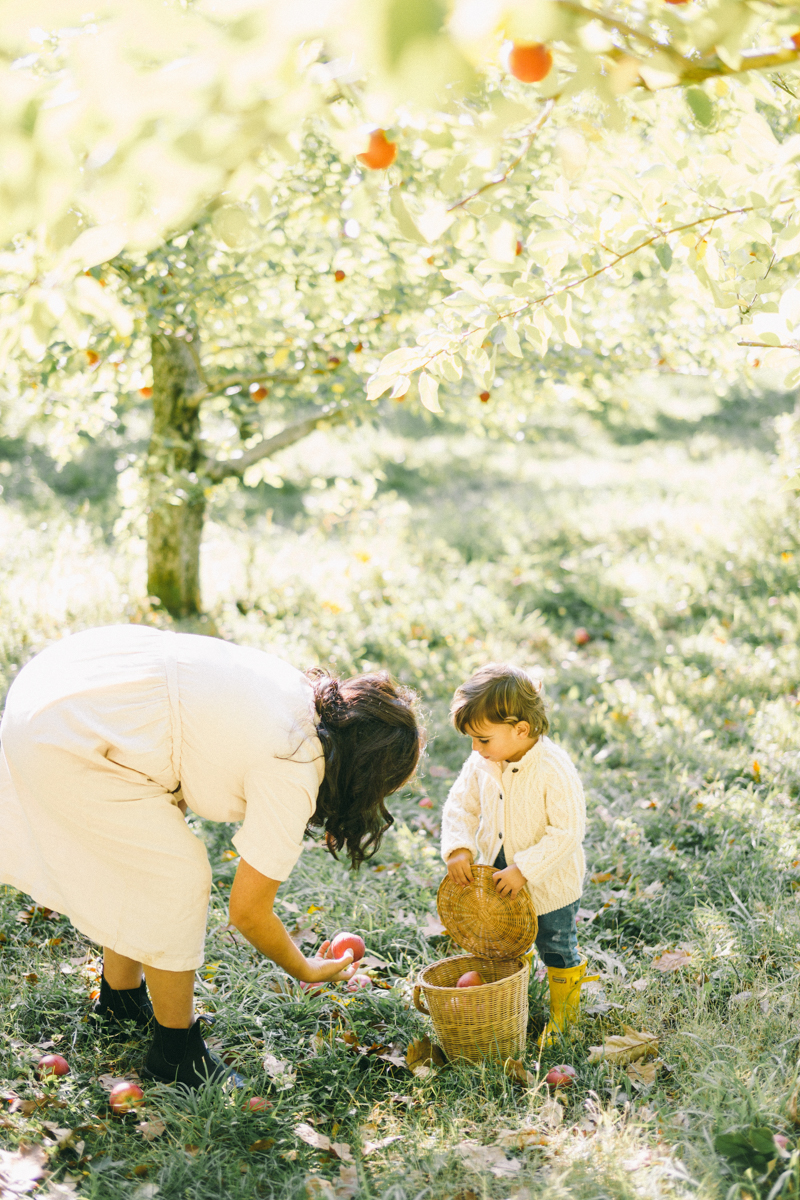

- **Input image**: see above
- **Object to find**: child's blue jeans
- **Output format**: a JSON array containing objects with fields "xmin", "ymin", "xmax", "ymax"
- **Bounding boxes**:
[{"xmin": 493, "ymin": 846, "xmax": 581, "ymax": 968}]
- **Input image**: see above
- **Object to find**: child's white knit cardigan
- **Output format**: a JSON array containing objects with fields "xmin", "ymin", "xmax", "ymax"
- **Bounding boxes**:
[{"xmin": 440, "ymin": 736, "xmax": 586, "ymax": 917}]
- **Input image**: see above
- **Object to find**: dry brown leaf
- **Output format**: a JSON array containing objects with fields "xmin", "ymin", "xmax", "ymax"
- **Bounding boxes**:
[
  {"xmin": 249, "ymin": 1139, "xmax": 275, "ymax": 1153},
  {"xmin": 421, "ymin": 913, "xmax": 446, "ymax": 938},
  {"xmin": 38, "ymin": 1179, "xmax": 79, "ymax": 1200},
  {"xmin": 0, "ymin": 1144, "xmax": 47, "ymax": 1198},
  {"xmin": 334, "ymin": 1166, "xmax": 359, "ymax": 1198},
  {"xmin": 588, "ymin": 1025, "xmax": 658, "ymax": 1065},
  {"xmin": 626, "ymin": 1061, "xmax": 658, "ymax": 1087},
  {"xmin": 590, "ymin": 871, "xmax": 615, "ymax": 883},
  {"xmin": 452, "ymin": 1141, "xmax": 522, "ymax": 1178},
  {"xmin": 362, "ymin": 1135, "xmax": 403, "ymax": 1156},
  {"xmin": 330, "ymin": 1143, "xmax": 353, "ymax": 1163},
  {"xmin": 97, "ymin": 1074, "xmax": 127, "ymax": 1093},
  {"xmin": 652, "ymin": 950, "xmax": 692, "ymax": 972},
  {"xmin": 629, "ymin": 979, "xmax": 649, "ymax": 992},
  {"xmin": 406, "ymin": 1037, "xmax": 445, "ymax": 1075},
  {"xmin": 137, "ymin": 1119, "xmax": 166, "ymax": 1141},
  {"xmin": 504, "ymin": 1058, "xmax": 536, "ymax": 1087},
  {"xmin": 377, "ymin": 1050, "xmax": 406, "ymax": 1069},
  {"xmin": 539, "ymin": 1099, "xmax": 563, "ymax": 1129},
  {"xmin": 295, "ymin": 1123, "xmax": 331, "ymax": 1151},
  {"xmin": 495, "ymin": 1127, "xmax": 550, "ymax": 1149}
]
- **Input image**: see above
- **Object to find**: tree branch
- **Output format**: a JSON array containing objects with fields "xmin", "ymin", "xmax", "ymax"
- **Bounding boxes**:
[
  {"xmin": 447, "ymin": 100, "xmax": 557, "ymax": 213},
  {"xmin": 205, "ymin": 408, "xmax": 345, "ymax": 483},
  {"xmin": 409, "ymin": 198, "xmax": 795, "ymax": 378}
]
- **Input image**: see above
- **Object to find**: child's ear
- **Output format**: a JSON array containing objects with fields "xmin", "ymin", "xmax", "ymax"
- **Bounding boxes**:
[{"xmin": 516, "ymin": 720, "xmax": 531, "ymax": 738}]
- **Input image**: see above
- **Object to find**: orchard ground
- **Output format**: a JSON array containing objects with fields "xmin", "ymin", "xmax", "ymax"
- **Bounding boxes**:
[{"xmin": 2, "ymin": 379, "xmax": 800, "ymax": 1199}]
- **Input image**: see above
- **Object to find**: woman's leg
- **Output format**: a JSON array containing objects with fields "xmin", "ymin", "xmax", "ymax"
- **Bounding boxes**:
[
  {"xmin": 143, "ymin": 966, "xmax": 195, "ymax": 1029},
  {"xmin": 102, "ymin": 947, "xmax": 143, "ymax": 989}
]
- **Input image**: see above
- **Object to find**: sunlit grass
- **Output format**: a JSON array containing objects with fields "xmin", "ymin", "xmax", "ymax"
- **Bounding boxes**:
[{"xmin": 2, "ymin": 397, "xmax": 800, "ymax": 1198}]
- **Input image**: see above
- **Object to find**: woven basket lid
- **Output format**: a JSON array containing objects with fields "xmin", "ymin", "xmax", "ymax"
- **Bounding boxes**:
[{"xmin": 437, "ymin": 864, "xmax": 537, "ymax": 959}]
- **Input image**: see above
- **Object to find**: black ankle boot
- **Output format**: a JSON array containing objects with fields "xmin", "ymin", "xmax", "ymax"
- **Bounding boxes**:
[
  {"xmin": 92, "ymin": 974, "xmax": 154, "ymax": 1030},
  {"xmin": 142, "ymin": 1018, "xmax": 245, "ymax": 1090}
]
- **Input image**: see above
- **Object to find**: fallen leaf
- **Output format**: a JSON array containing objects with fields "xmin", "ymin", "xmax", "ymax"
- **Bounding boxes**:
[
  {"xmin": 263, "ymin": 1053, "xmax": 296, "ymax": 1089},
  {"xmin": 362, "ymin": 1135, "xmax": 404, "ymax": 1156},
  {"xmin": 334, "ymin": 1166, "xmax": 359, "ymax": 1198},
  {"xmin": 629, "ymin": 979, "xmax": 649, "ymax": 992},
  {"xmin": 626, "ymin": 1061, "xmax": 658, "ymax": 1087},
  {"xmin": 249, "ymin": 1139, "xmax": 276, "ymax": 1153},
  {"xmin": 495, "ymin": 1127, "xmax": 550, "ymax": 1149},
  {"xmin": 730, "ymin": 991, "xmax": 753, "ymax": 1006},
  {"xmin": 421, "ymin": 912, "xmax": 446, "ymax": 938},
  {"xmin": 652, "ymin": 950, "xmax": 691, "ymax": 972},
  {"xmin": 130, "ymin": 1186, "xmax": 159, "ymax": 1200},
  {"xmin": 295, "ymin": 1123, "xmax": 331, "ymax": 1151},
  {"xmin": 38, "ymin": 1179, "xmax": 79, "ymax": 1200},
  {"xmin": 0, "ymin": 1144, "xmax": 47, "ymax": 1197},
  {"xmin": 590, "ymin": 872, "xmax": 615, "ymax": 883},
  {"xmin": 97, "ymin": 1074, "xmax": 128, "ymax": 1093},
  {"xmin": 504, "ymin": 1058, "xmax": 536, "ymax": 1087},
  {"xmin": 330, "ymin": 1143, "xmax": 353, "ymax": 1163},
  {"xmin": 539, "ymin": 1099, "xmax": 563, "ymax": 1129},
  {"xmin": 137, "ymin": 1119, "xmax": 166, "ymax": 1141},
  {"xmin": 376, "ymin": 1051, "xmax": 406, "ymax": 1069},
  {"xmin": 452, "ymin": 1141, "xmax": 521, "ymax": 1177},
  {"xmin": 588, "ymin": 1026, "xmax": 658, "ymax": 1066},
  {"xmin": 406, "ymin": 1037, "xmax": 445, "ymax": 1075}
]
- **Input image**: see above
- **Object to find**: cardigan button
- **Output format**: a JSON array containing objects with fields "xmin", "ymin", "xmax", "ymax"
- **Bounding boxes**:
[{"xmin": 512, "ymin": 767, "xmax": 518, "ymax": 772}]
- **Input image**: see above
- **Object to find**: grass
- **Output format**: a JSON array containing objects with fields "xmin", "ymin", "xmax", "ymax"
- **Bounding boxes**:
[{"xmin": 2, "ymin": 382, "xmax": 800, "ymax": 1199}]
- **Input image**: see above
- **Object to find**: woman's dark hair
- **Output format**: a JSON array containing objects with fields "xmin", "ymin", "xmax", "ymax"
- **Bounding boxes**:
[{"xmin": 306, "ymin": 668, "xmax": 424, "ymax": 869}]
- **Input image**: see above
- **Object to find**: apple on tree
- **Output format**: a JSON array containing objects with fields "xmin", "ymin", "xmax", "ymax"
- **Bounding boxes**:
[
  {"xmin": 357, "ymin": 130, "xmax": 397, "ymax": 170},
  {"xmin": 508, "ymin": 43, "xmax": 553, "ymax": 83}
]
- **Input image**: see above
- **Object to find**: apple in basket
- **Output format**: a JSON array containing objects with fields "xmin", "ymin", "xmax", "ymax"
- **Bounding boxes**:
[
  {"xmin": 456, "ymin": 970, "xmax": 484, "ymax": 988},
  {"xmin": 330, "ymin": 931, "xmax": 366, "ymax": 962}
]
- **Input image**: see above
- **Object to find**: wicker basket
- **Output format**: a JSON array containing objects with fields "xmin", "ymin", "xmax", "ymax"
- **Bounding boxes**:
[{"xmin": 413, "ymin": 865, "xmax": 537, "ymax": 1063}]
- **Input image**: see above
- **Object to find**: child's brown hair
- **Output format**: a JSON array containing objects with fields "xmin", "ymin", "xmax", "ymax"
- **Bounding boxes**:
[{"xmin": 450, "ymin": 663, "xmax": 549, "ymax": 738}]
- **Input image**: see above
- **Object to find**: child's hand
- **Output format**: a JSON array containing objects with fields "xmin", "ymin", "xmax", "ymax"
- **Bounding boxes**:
[
  {"xmin": 492, "ymin": 864, "xmax": 526, "ymax": 899},
  {"xmin": 446, "ymin": 849, "xmax": 474, "ymax": 887}
]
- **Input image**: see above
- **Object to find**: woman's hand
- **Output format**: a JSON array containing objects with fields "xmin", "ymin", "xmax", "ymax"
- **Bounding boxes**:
[
  {"xmin": 300, "ymin": 939, "xmax": 360, "ymax": 984},
  {"xmin": 446, "ymin": 848, "xmax": 475, "ymax": 887},
  {"xmin": 492, "ymin": 863, "xmax": 526, "ymax": 899}
]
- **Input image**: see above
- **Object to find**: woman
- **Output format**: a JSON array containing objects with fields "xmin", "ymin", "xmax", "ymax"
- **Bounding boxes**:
[{"xmin": 0, "ymin": 624, "xmax": 422, "ymax": 1087}]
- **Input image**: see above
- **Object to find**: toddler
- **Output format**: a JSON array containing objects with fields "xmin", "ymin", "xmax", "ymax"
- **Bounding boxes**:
[{"xmin": 441, "ymin": 663, "xmax": 593, "ymax": 1045}]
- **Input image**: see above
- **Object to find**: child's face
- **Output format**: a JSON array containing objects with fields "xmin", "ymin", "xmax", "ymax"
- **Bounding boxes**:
[{"xmin": 463, "ymin": 720, "xmax": 536, "ymax": 763}]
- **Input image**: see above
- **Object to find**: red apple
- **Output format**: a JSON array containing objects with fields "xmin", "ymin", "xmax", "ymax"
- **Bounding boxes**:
[
  {"xmin": 244, "ymin": 1096, "xmax": 272, "ymax": 1112},
  {"xmin": 334, "ymin": 269, "xmax": 346, "ymax": 282},
  {"xmin": 508, "ymin": 43, "xmax": 553, "ymax": 83},
  {"xmin": 346, "ymin": 973, "xmax": 373, "ymax": 992},
  {"xmin": 357, "ymin": 130, "xmax": 397, "ymax": 170},
  {"xmin": 330, "ymin": 932, "xmax": 366, "ymax": 962},
  {"xmin": 108, "ymin": 1081, "xmax": 144, "ymax": 1113},
  {"xmin": 574, "ymin": 627, "xmax": 591, "ymax": 646},
  {"xmin": 479, "ymin": 391, "xmax": 490, "ymax": 403},
  {"xmin": 545, "ymin": 1064, "xmax": 577, "ymax": 1088},
  {"xmin": 456, "ymin": 970, "xmax": 484, "ymax": 988},
  {"xmin": 775, "ymin": 1133, "xmax": 790, "ymax": 1151},
  {"xmin": 299, "ymin": 980, "xmax": 325, "ymax": 996},
  {"xmin": 38, "ymin": 1054, "xmax": 69, "ymax": 1078}
]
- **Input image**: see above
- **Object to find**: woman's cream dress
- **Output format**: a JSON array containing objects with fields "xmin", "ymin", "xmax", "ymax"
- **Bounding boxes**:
[{"xmin": 0, "ymin": 625, "xmax": 323, "ymax": 971}]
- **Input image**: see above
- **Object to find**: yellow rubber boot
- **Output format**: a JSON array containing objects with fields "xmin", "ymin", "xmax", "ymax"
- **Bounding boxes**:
[{"xmin": 537, "ymin": 959, "xmax": 598, "ymax": 1049}]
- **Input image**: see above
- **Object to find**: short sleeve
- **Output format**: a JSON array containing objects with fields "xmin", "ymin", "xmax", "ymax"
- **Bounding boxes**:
[{"xmin": 231, "ymin": 755, "xmax": 320, "ymax": 882}]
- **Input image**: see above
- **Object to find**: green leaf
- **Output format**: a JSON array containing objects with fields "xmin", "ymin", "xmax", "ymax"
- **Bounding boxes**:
[
  {"xmin": 389, "ymin": 189, "xmax": 427, "ymax": 244},
  {"xmin": 655, "ymin": 243, "xmax": 672, "ymax": 272},
  {"xmin": 418, "ymin": 371, "xmax": 442, "ymax": 414},
  {"xmin": 386, "ymin": 0, "xmax": 446, "ymax": 68},
  {"xmin": 686, "ymin": 88, "xmax": 714, "ymax": 128}
]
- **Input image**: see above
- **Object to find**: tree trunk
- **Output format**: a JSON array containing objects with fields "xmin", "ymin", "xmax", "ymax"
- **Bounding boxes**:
[{"xmin": 146, "ymin": 333, "xmax": 206, "ymax": 617}]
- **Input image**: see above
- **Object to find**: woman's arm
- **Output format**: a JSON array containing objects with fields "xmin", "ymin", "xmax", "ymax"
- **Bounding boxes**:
[{"xmin": 229, "ymin": 858, "xmax": 357, "ymax": 984}]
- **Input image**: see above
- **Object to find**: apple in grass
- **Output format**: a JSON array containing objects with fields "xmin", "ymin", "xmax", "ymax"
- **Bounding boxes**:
[
  {"xmin": 456, "ymin": 970, "xmax": 484, "ymax": 988},
  {"xmin": 545, "ymin": 1064, "xmax": 577, "ymax": 1088},
  {"xmin": 346, "ymin": 973, "xmax": 373, "ymax": 992},
  {"xmin": 108, "ymin": 1081, "xmax": 144, "ymax": 1113},
  {"xmin": 37, "ymin": 1054, "xmax": 69, "ymax": 1078},
  {"xmin": 330, "ymin": 932, "xmax": 366, "ymax": 963}
]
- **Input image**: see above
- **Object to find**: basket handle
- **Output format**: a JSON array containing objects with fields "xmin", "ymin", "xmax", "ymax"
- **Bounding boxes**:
[{"xmin": 412, "ymin": 985, "xmax": 429, "ymax": 1015}]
